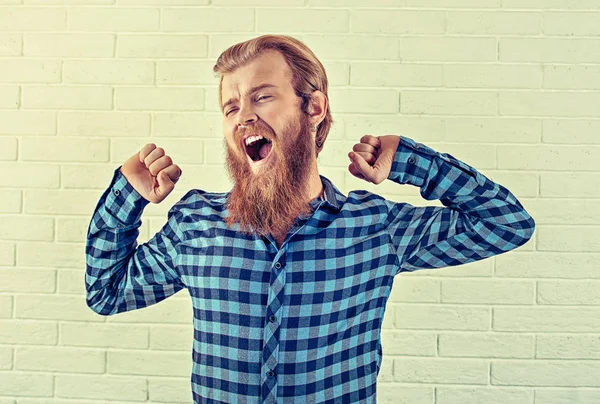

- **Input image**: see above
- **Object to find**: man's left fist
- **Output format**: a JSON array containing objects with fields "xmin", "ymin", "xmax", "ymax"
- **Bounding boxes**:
[{"xmin": 348, "ymin": 135, "xmax": 400, "ymax": 184}]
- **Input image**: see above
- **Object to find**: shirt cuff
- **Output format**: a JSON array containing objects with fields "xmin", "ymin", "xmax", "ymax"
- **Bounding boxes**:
[
  {"xmin": 104, "ymin": 166, "xmax": 151, "ymax": 225},
  {"xmin": 387, "ymin": 136, "xmax": 436, "ymax": 187}
]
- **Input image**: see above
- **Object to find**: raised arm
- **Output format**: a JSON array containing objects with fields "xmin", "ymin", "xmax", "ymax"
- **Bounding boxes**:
[{"xmin": 348, "ymin": 135, "xmax": 535, "ymax": 274}]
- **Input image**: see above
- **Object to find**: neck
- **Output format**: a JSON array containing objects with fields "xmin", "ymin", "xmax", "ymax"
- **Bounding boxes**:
[{"xmin": 306, "ymin": 163, "xmax": 324, "ymax": 202}]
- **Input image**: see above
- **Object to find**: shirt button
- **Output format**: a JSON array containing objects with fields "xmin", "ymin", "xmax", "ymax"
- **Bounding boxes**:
[
  {"xmin": 408, "ymin": 157, "xmax": 415, "ymax": 164},
  {"xmin": 269, "ymin": 315, "xmax": 276, "ymax": 323},
  {"xmin": 267, "ymin": 370, "xmax": 275, "ymax": 378},
  {"xmin": 274, "ymin": 262, "xmax": 281, "ymax": 269},
  {"xmin": 114, "ymin": 190, "xmax": 120, "ymax": 196}
]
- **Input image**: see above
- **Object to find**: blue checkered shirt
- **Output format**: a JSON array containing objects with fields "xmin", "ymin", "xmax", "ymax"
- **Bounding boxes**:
[{"xmin": 85, "ymin": 136, "xmax": 535, "ymax": 404}]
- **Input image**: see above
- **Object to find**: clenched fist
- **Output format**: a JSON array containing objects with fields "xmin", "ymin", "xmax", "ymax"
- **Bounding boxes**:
[{"xmin": 120, "ymin": 143, "xmax": 182, "ymax": 204}]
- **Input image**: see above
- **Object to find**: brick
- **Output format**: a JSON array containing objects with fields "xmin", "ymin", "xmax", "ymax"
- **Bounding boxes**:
[
  {"xmin": 22, "ymin": 86, "xmax": 112, "ymax": 110},
  {"xmin": 61, "ymin": 164, "xmax": 119, "ymax": 189},
  {"xmin": 493, "ymin": 306, "xmax": 600, "ymax": 331},
  {"xmin": 108, "ymin": 350, "xmax": 190, "ymax": 376},
  {"xmin": 0, "ymin": 216, "xmax": 54, "ymax": 242},
  {"xmin": 406, "ymin": 0, "xmax": 500, "ymax": 6},
  {"xmin": 380, "ymin": 330, "xmax": 436, "ymax": 356},
  {"xmin": 351, "ymin": 10, "xmax": 443, "ymax": 34},
  {"xmin": 23, "ymin": 187, "xmax": 103, "ymax": 215},
  {"xmin": 394, "ymin": 304, "xmax": 489, "ymax": 330},
  {"xmin": 447, "ymin": 11, "xmax": 540, "ymax": 34},
  {"xmin": 0, "ymin": 320, "xmax": 58, "ymax": 345},
  {"xmin": 538, "ymin": 226, "xmax": 600, "ymax": 252},
  {"xmin": 0, "ymin": 347, "xmax": 11, "ymax": 369},
  {"xmin": 157, "ymin": 60, "xmax": 217, "ymax": 85},
  {"xmin": 496, "ymin": 252, "xmax": 600, "ymax": 279},
  {"xmin": 0, "ymin": 373, "xmax": 53, "ymax": 397},
  {"xmin": 59, "ymin": 111, "xmax": 149, "ymax": 137},
  {"xmin": 476, "ymin": 171, "xmax": 538, "ymax": 198},
  {"xmin": 56, "ymin": 374, "xmax": 147, "ymax": 400},
  {"xmin": 401, "ymin": 37, "xmax": 496, "ymax": 62},
  {"xmin": 521, "ymin": 198, "xmax": 600, "ymax": 224},
  {"xmin": 492, "ymin": 360, "xmax": 600, "ymax": 386},
  {"xmin": 388, "ymin": 277, "xmax": 439, "ymax": 303},
  {"xmin": 257, "ymin": 8, "xmax": 347, "ymax": 33},
  {"xmin": 329, "ymin": 88, "xmax": 398, "ymax": 114},
  {"xmin": 351, "ymin": 62, "xmax": 442, "ymax": 87},
  {"xmin": 57, "ymin": 269, "xmax": 86, "ymax": 295},
  {"xmin": 216, "ymin": 0, "xmax": 297, "ymax": 4},
  {"xmin": 541, "ymin": 171, "xmax": 600, "ymax": 197},
  {"xmin": 0, "ymin": 7, "xmax": 66, "ymax": 31},
  {"xmin": 0, "ymin": 163, "xmax": 59, "ymax": 188},
  {"xmin": 439, "ymin": 333, "xmax": 533, "ymax": 358},
  {"xmin": 441, "ymin": 279, "xmax": 534, "ymax": 304},
  {"xmin": 341, "ymin": 115, "xmax": 443, "ymax": 142},
  {"xmin": 0, "ymin": 137, "xmax": 17, "ymax": 160},
  {"xmin": 115, "ymin": 87, "xmax": 203, "ymax": 111},
  {"xmin": 394, "ymin": 357, "xmax": 488, "ymax": 384},
  {"xmin": 17, "ymin": 240, "xmax": 86, "ymax": 267},
  {"xmin": 16, "ymin": 347, "xmax": 105, "ymax": 373},
  {"xmin": 500, "ymin": 91, "xmax": 600, "ymax": 117},
  {"xmin": 401, "ymin": 90, "xmax": 497, "ymax": 115},
  {"xmin": 148, "ymin": 377, "xmax": 191, "ymax": 403},
  {"xmin": 375, "ymin": 356, "xmax": 394, "ymax": 383},
  {"xmin": 163, "ymin": 8, "xmax": 253, "ymax": 32},
  {"xmin": 535, "ymin": 390, "xmax": 600, "ymax": 404},
  {"xmin": 500, "ymin": 38, "xmax": 600, "ymax": 63},
  {"xmin": 118, "ymin": 34, "xmax": 208, "ymax": 58},
  {"xmin": 22, "ymin": 137, "xmax": 109, "ymax": 162},
  {"xmin": 544, "ymin": 11, "xmax": 600, "ymax": 36},
  {"xmin": 538, "ymin": 280, "xmax": 600, "ymax": 304},
  {"xmin": 0, "ymin": 111, "xmax": 55, "ymax": 135},
  {"xmin": 544, "ymin": 65, "xmax": 600, "ymax": 90},
  {"xmin": 377, "ymin": 385, "xmax": 432, "ymax": 404},
  {"xmin": 0, "ymin": 86, "xmax": 19, "ymax": 109},
  {"xmin": 498, "ymin": 144, "xmax": 600, "ymax": 171},
  {"xmin": 16, "ymin": 294, "xmax": 103, "ymax": 321},
  {"xmin": 56, "ymin": 217, "xmax": 92, "ymax": 242},
  {"xmin": 303, "ymin": 34, "xmax": 399, "ymax": 61},
  {"xmin": 119, "ymin": 0, "xmax": 208, "ymax": 3},
  {"xmin": 0, "ymin": 243, "xmax": 15, "ymax": 267},
  {"xmin": 209, "ymin": 33, "xmax": 268, "ymax": 59},
  {"xmin": 26, "ymin": 0, "xmax": 113, "ymax": 3},
  {"xmin": 437, "ymin": 387, "xmax": 532, "ymax": 404},
  {"xmin": 63, "ymin": 60, "xmax": 154, "ymax": 84},
  {"xmin": 0, "ymin": 59, "xmax": 60, "ymax": 83},
  {"xmin": 153, "ymin": 112, "xmax": 222, "ymax": 138},
  {"xmin": 0, "ymin": 190, "xmax": 21, "ymax": 213},
  {"xmin": 503, "ymin": 0, "xmax": 600, "ymax": 7},
  {"xmin": 444, "ymin": 117, "xmax": 540, "ymax": 143},
  {"xmin": 106, "ymin": 295, "xmax": 192, "ymax": 324},
  {"xmin": 444, "ymin": 64, "xmax": 541, "ymax": 88},
  {"xmin": 149, "ymin": 325, "xmax": 193, "ymax": 350},
  {"xmin": 110, "ymin": 138, "xmax": 203, "ymax": 164},
  {"xmin": 0, "ymin": 34, "xmax": 21, "ymax": 56},
  {"xmin": 537, "ymin": 334, "xmax": 600, "ymax": 359},
  {"xmin": 25, "ymin": 33, "xmax": 114, "ymax": 57},
  {"xmin": 62, "ymin": 323, "xmax": 149, "ymax": 349},
  {"xmin": 68, "ymin": 7, "xmax": 159, "ymax": 31}
]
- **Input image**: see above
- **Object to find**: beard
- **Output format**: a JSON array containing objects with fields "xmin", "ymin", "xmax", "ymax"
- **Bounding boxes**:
[{"xmin": 224, "ymin": 111, "xmax": 316, "ymax": 239}]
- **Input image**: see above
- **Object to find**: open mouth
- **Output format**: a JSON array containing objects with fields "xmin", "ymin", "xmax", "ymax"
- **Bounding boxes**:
[{"xmin": 243, "ymin": 134, "xmax": 273, "ymax": 164}]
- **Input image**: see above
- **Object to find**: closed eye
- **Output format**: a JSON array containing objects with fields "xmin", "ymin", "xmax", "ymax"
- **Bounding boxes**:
[{"xmin": 225, "ymin": 96, "xmax": 272, "ymax": 116}]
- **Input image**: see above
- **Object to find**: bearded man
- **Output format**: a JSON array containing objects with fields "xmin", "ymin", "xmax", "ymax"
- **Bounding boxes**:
[{"xmin": 86, "ymin": 35, "xmax": 535, "ymax": 404}]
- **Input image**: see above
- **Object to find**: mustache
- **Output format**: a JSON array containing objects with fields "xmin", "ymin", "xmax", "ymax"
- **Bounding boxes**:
[{"xmin": 236, "ymin": 124, "xmax": 275, "ymax": 143}]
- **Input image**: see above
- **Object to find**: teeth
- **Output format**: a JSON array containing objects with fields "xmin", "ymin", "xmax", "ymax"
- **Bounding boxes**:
[{"xmin": 245, "ymin": 135, "xmax": 264, "ymax": 146}]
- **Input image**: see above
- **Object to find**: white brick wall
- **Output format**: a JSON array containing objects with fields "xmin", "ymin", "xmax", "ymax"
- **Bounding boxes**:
[{"xmin": 0, "ymin": 1, "xmax": 597, "ymax": 403}]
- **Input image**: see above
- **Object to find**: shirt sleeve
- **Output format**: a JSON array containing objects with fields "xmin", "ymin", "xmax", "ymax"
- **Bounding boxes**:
[
  {"xmin": 384, "ymin": 136, "xmax": 535, "ymax": 274},
  {"xmin": 85, "ymin": 166, "xmax": 186, "ymax": 316}
]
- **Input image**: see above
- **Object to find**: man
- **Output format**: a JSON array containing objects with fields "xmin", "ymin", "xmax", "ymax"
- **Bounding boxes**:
[{"xmin": 85, "ymin": 35, "xmax": 535, "ymax": 404}]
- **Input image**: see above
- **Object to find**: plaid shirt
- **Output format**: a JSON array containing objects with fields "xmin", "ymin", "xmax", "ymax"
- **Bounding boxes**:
[{"xmin": 85, "ymin": 135, "xmax": 535, "ymax": 404}]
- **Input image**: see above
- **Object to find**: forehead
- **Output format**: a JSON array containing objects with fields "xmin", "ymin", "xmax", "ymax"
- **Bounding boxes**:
[{"xmin": 221, "ymin": 50, "xmax": 293, "ymax": 103}]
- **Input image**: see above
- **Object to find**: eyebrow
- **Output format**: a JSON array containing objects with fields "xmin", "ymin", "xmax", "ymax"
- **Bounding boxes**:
[{"xmin": 222, "ymin": 83, "xmax": 278, "ymax": 112}]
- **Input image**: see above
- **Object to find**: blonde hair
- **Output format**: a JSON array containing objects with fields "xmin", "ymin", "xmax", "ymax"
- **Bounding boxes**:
[{"xmin": 213, "ymin": 34, "xmax": 333, "ymax": 157}]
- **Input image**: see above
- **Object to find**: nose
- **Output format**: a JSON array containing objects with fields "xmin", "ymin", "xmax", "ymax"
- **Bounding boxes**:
[{"xmin": 237, "ymin": 104, "xmax": 257, "ymax": 129}]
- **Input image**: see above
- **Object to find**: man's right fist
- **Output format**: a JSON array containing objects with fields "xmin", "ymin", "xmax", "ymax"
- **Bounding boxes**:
[{"xmin": 119, "ymin": 143, "xmax": 182, "ymax": 204}]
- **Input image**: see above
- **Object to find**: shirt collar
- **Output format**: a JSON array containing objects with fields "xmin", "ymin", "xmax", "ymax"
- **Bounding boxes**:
[{"xmin": 309, "ymin": 174, "xmax": 346, "ymax": 212}]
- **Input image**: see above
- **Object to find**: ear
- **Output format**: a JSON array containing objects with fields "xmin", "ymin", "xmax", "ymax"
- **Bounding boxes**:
[{"xmin": 307, "ymin": 90, "xmax": 327, "ymax": 127}]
